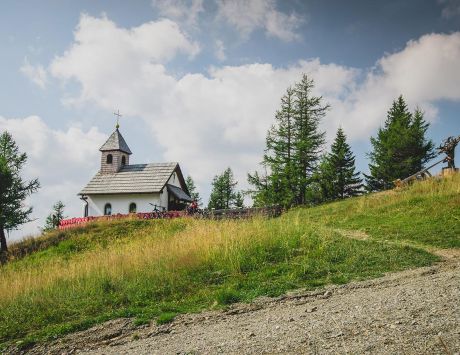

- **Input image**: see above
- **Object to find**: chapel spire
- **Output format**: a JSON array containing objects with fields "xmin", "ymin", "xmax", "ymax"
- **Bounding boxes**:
[{"xmin": 99, "ymin": 119, "xmax": 132, "ymax": 174}]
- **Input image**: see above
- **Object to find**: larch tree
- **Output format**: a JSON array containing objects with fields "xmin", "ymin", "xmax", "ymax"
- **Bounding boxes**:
[
  {"xmin": 249, "ymin": 74, "xmax": 328, "ymax": 207},
  {"xmin": 292, "ymin": 74, "xmax": 329, "ymax": 204},
  {"xmin": 365, "ymin": 96, "xmax": 435, "ymax": 191},
  {"xmin": 262, "ymin": 87, "xmax": 297, "ymax": 207},
  {"xmin": 0, "ymin": 131, "xmax": 40, "ymax": 259}
]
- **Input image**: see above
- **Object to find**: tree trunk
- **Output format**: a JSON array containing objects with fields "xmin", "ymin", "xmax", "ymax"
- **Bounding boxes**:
[
  {"xmin": 0, "ymin": 227, "xmax": 7, "ymax": 264},
  {"xmin": 0, "ymin": 227, "xmax": 7, "ymax": 251}
]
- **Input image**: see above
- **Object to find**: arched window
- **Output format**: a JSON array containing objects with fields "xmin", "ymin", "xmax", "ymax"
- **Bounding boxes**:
[
  {"xmin": 121, "ymin": 156, "xmax": 126, "ymax": 165},
  {"xmin": 104, "ymin": 203, "xmax": 112, "ymax": 216},
  {"xmin": 129, "ymin": 202, "xmax": 137, "ymax": 213},
  {"xmin": 106, "ymin": 154, "xmax": 113, "ymax": 164}
]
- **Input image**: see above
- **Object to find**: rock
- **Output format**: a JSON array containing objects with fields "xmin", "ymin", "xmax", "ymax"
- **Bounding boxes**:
[
  {"xmin": 306, "ymin": 306, "xmax": 318, "ymax": 313},
  {"xmin": 327, "ymin": 331, "xmax": 344, "ymax": 338}
]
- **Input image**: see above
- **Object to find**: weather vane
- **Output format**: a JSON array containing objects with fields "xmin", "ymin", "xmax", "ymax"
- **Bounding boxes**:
[{"xmin": 113, "ymin": 109, "xmax": 122, "ymax": 129}]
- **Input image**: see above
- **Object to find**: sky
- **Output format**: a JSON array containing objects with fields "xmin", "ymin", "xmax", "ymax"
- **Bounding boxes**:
[{"xmin": 1, "ymin": 0, "xmax": 460, "ymax": 240}]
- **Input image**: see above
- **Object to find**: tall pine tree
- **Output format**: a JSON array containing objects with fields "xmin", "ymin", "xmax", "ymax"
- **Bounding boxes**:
[
  {"xmin": 365, "ymin": 96, "xmax": 435, "ymax": 191},
  {"xmin": 248, "ymin": 74, "xmax": 328, "ymax": 207},
  {"xmin": 318, "ymin": 128, "xmax": 363, "ymax": 200},
  {"xmin": 292, "ymin": 75, "xmax": 328, "ymax": 204},
  {"xmin": 263, "ymin": 87, "xmax": 297, "ymax": 207}
]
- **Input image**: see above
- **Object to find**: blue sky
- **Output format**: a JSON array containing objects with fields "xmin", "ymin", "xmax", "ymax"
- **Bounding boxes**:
[{"xmin": 1, "ymin": 0, "xmax": 460, "ymax": 239}]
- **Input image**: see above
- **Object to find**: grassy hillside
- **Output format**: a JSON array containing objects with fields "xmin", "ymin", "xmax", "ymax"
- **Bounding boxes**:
[{"xmin": 0, "ymin": 175, "xmax": 459, "ymax": 349}]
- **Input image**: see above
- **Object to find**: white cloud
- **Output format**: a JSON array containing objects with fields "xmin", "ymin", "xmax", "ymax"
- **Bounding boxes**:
[
  {"xmin": 0, "ymin": 115, "xmax": 106, "ymax": 239},
  {"xmin": 20, "ymin": 58, "xmax": 48, "ymax": 89},
  {"xmin": 45, "ymin": 15, "xmax": 460, "ymax": 213},
  {"xmin": 152, "ymin": 0, "xmax": 204, "ymax": 26},
  {"xmin": 216, "ymin": 0, "xmax": 302, "ymax": 41},
  {"xmin": 335, "ymin": 32, "xmax": 460, "ymax": 138},
  {"xmin": 50, "ymin": 14, "xmax": 199, "ymax": 113},
  {"xmin": 214, "ymin": 39, "xmax": 226, "ymax": 61}
]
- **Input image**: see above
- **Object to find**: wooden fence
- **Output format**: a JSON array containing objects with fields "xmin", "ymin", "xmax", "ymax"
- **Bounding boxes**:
[{"xmin": 58, "ymin": 206, "xmax": 282, "ymax": 230}]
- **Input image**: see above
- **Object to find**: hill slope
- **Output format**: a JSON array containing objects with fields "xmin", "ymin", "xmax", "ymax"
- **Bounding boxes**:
[{"xmin": 1, "ymin": 175, "xmax": 459, "ymax": 350}]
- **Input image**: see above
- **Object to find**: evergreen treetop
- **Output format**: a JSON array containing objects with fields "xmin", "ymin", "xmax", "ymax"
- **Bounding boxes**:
[
  {"xmin": 365, "ymin": 96, "xmax": 435, "ymax": 191},
  {"xmin": 43, "ymin": 201, "xmax": 66, "ymax": 232},
  {"xmin": 248, "ymin": 74, "xmax": 328, "ymax": 207},
  {"xmin": 208, "ymin": 167, "xmax": 238, "ymax": 210},
  {"xmin": 0, "ymin": 131, "xmax": 40, "ymax": 255},
  {"xmin": 318, "ymin": 127, "xmax": 363, "ymax": 200},
  {"xmin": 185, "ymin": 175, "xmax": 202, "ymax": 206}
]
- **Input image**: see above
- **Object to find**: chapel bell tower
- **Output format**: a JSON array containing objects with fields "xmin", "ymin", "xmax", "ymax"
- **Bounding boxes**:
[{"xmin": 99, "ymin": 124, "xmax": 132, "ymax": 174}]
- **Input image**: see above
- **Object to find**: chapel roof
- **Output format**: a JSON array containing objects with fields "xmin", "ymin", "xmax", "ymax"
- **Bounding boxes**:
[
  {"xmin": 99, "ymin": 128, "xmax": 132, "ymax": 155},
  {"xmin": 79, "ymin": 162, "xmax": 184, "ymax": 195}
]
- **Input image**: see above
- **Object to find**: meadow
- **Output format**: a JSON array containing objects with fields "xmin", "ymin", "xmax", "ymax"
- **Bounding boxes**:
[{"xmin": 0, "ymin": 174, "xmax": 459, "ymax": 349}]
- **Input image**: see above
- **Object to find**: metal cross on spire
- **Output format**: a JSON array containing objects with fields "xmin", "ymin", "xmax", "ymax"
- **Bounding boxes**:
[{"xmin": 113, "ymin": 109, "xmax": 122, "ymax": 129}]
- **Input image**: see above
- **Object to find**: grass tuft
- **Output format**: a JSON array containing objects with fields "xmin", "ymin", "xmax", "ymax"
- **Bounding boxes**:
[{"xmin": 156, "ymin": 312, "xmax": 177, "ymax": 325}]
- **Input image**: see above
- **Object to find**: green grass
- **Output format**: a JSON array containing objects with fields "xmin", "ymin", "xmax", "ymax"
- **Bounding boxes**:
[
  {"xmin": 297, "ymin": 175, "xmax": 460, "ymax": 248},
  {"xmin": 0, "ymin": 175, "xmax": 458, "ymax": 349}
]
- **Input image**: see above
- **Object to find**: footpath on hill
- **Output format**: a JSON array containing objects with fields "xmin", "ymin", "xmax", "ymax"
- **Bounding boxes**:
[{"xmin": 24, "ymin": 249, "xmax": 460, "ymax": 355}]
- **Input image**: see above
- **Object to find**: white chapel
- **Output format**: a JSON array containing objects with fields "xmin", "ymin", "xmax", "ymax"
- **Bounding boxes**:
[{"xmin": 79, "ymin": 126, "xmax": 192, "ymax": 217}]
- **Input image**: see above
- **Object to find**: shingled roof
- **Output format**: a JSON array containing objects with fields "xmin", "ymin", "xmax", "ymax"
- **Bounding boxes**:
[
  {"xmin": 99, "ymin": 129, "xmax": 132, "ymax": 155},
  {"xmin": 79, "ymin": 163, "xmax": 181, "ymax": 195}
]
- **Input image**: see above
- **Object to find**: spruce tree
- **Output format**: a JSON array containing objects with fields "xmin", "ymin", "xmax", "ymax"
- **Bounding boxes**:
[
  {"xmin": 319, "ymin": 128, "xmax": 363, "ymax": 200},
  {"xmin": 185, "ymin": 175, "xmax": 202, "ymax": 206},
  {"xmin": 365, "ymin": 96, "xmax": 435, "ymax": 191},
  {"xmin": 234, "ymin": 191, "xmax": 245, "ymax": 208},
  {"xmin": 208, "ymin": 168, "xmax": 238, "ymax": 209},
  {"xmin": 43, "ymin": 201, "xmax": 66, "ymax": 232},
  {"xmin": 0, "ymin": 132, "xmax": 40, "ymax": 257}
]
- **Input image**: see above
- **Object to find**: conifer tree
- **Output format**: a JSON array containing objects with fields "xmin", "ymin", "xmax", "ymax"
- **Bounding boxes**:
[
  {"xmin": 247, "ymin": 168, "xmax": 276, "ymax": 207},
  {"xmin": 365, "ymin": 96, "xmax": 435, "ymax": 191},
  {"xmin": 208, "ymin": 168, "xmax": 238, "ymax": 209},
  {"xmin": 185, "ymin": 175, "xmax": 202, "ymax": 206},
  {"xmin": 234, "ymin": 191, "xmax": 245, "ymax": 208},
  {"xmin": 292, "ymin": 74, "xmax": 328, "ymax": 204},
  {"xmin": 319, "ymin": 128, "xmax": 363, "ymax": 200},
  {"xmin": 43, "ymin": 201, "xmax": 66, "ymax": 232},
  {"xmin": 248, "ymin": 74, "xmax": 328, "ymax": 207},
  {"xmin": 251, "ymin": 87, "xmax": 297, "ymax": 207},
  {"xmin": 0, "ymin": 131, "xmax": 40, "ymax": 257}
]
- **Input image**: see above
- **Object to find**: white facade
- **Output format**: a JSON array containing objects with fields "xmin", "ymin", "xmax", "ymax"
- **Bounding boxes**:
[{"xmin": 85, "ymin": 172, "xmax": 182, "ymax": 216}]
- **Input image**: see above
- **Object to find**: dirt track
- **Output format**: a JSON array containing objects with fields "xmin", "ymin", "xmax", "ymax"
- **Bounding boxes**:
[{"xmin": 23, "ymin": 252, "xmax": 460, "ymax": 355}]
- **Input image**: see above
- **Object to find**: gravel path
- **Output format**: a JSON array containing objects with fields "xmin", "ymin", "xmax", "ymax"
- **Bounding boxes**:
[{"xmin": 24, "ymin": 253, "xmax": 460, "ymax": 355}]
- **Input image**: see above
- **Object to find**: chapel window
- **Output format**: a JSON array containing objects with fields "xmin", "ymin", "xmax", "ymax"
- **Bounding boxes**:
[
  {"xmin": 104, "ymin": 203, "xmax": 112, "ymax": 216},
  {"xmin": 122, "ymin": 156, "xmax": 126, "ymax": 165},
  {"xmin": 129, "ymin": 203, "xmax": 137, "ymax": 213},
  {"xmin": 106, "ymin": 154, "xmax": 113, "ymax": 164}
]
